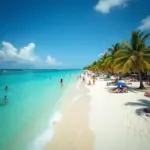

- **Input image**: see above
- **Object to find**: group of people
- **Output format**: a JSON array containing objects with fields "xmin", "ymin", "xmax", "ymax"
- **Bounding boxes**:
[
  {"xmin": 78, "ymin": 72, "xmax": 96, "ymax": 86},
  {"xmin": 125, "ymin": 76, "xmax": 137, "ymax": 82},
  {"xmin": 0, "ymin": 86, "xmax": 7, "ymax": 105},
  {"xmin": 87, "ymin": 77, "xmax": 96, "ymax": 86},
  {"xmin": 109, "ymin": 85, "xmax": 128, "ymax": 93}
]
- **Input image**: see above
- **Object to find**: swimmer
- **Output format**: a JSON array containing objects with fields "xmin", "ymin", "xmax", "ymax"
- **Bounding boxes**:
[
  {"xmin": 0, "ymin": 96, "xmax": 7, "ymax": 105},
  {"xmin": 5, "ymin": 86, "xmax": 8, "ymax": 91},
  {"xmin": 60, "ymin": 78, "xmax": 63, "ymax": 87}
]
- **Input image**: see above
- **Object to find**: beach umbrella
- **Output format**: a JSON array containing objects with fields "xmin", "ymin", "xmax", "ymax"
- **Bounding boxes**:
[{"xmin": 115, "ymin": 82, "xmax": 126, "ymax": 86}]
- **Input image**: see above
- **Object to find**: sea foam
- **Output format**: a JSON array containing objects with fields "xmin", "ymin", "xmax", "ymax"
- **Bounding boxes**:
[{"xmin": 29, "ymin": 111, "xmax": 62, "ymax": 150}]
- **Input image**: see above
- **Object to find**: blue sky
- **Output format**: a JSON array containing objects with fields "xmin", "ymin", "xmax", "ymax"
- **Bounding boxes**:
[{"xmin": 0, "ymin": 0, "xmax": 150, "ymax": 69}]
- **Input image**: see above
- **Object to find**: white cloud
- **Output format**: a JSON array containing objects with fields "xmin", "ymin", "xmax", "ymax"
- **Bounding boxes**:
[
  {"xmin": 45, "ymin": 56, "xmax": 62, "ymax": 66},
  {"xmin": 0, "ymin": 41, "xmax": 62, "ymax": 68},
  {"xmin": 98, "ymin": 53, "xmax": 104, "ymax": 57},
  {"xmin": 138, "ymin": 16, "xmax": 150, "ymax": 31},
  {"xmin": 95, "ymin": 0, "xmax": 129, "ymax": 14},
  {"xmin": 0, "ymin": 42, "xmax": 40, "ymax": 64}
]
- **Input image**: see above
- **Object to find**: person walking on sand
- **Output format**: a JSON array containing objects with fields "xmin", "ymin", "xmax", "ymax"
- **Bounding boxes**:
[
  {"xmin": 60, "ymin": 78, "xmax": 63, "ymax": 87},
  {"xmin": 83, "ymin": 76, "xmax": 85, "ymax": 82},
  {"xmin": 88, "ymin": 80, "xmax": 92, "ymax": 85},
  {"xmin": 93, "ymin": 76, "xmax": 96, "ymax": 85}
]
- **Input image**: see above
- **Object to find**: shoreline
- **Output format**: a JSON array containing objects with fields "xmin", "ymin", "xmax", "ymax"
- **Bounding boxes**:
[
  {"xmin": 44, "ymin": 76, "xmax": 150, "ymax": 150},
  {"xmin": 44, "ymin": 79, "xmax": 95, "ymax": 150},
  {"xmin": 28, "ymin": 77, "xmax": 81, "ymax": 150},
  {"xmin": 2, "ymin": 73, "xmax": 81, "ymax": 150}
]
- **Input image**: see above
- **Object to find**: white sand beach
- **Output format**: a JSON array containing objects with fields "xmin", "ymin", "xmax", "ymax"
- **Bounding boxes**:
[
  {"xmin": 88, "ymin": 80, "xmax": 150, "ymax": 150},
  {"xmin": 44, "ymin": 77, "xmax": 150, "ymax": 150}
]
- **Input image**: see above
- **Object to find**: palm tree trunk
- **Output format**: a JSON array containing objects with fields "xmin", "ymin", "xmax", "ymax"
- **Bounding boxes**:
[
  {"xmin": 138, "ymin": 70, "xmax": 144, "ymax": 89},
  {"xmin": 119, "ymin": 74, "xmax": 122, "ymax": 80}
]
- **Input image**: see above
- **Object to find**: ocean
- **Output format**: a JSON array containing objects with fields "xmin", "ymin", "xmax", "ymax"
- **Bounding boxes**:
[{"xmin": 0, "ymin": 69, "xmax": 82, "ymax": 150}]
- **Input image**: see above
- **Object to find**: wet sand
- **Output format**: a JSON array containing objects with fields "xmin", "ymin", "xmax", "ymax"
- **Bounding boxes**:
[{"xmin": 44, "ymin": 81, "xmax": 95, "ymax": 150}]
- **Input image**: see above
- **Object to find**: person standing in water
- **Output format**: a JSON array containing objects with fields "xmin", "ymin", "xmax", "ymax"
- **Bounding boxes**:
[
  {"xmin": 5, "ymin": 86, "xmax": 8, "ymax": 91},
  {"xmin": 60, "ymin": 78, "xmax": 63, "ymax": 87}
]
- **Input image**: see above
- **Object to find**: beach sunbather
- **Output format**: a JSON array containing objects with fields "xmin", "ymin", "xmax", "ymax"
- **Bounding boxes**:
[
  {"xmin": 120, "ymin": 86, "xmax": 128, "ymax": 93},
  {"xmin": 144, "ymin": 91, "xmax": 150, "ymax": 98},
  {"xmin": 109, "ymin": 86, "xmax": 121, "ymax": 93},
  {"xmin": 109, "ymin": 86, "xmax": 128, "ymax": 93}
]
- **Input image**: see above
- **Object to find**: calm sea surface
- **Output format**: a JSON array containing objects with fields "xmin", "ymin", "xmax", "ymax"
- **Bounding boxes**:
[{"xmin": 0, "ymin": 69, "xmax": 82, "ymax": 150}]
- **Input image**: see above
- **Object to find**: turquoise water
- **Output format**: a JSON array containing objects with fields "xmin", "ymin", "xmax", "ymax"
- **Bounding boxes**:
[{"xmin": 0, "ymin": 69, "xmax": 82, "ymax": 150}]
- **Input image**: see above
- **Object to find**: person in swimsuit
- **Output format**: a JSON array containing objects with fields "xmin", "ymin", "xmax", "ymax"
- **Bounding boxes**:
[
  {"xmin": 5, "ymin": 86, "xmax": 8, "ymax": 91},
  {"xmin": 83, "ymin": 76, "xmax": 85, "ymax": 82},
  {"xmin": 88, "ymin": 80, "xmax": 91, "ymax": 85},
  {"xmin": 60, "ymin": 78, "xmax": 63, "ymax": 87}
]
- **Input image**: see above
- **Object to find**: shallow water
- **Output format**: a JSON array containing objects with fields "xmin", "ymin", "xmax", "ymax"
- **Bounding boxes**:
[{"xmin": 0, "ymin": 69, "xmax": 82, "ymax": 150}]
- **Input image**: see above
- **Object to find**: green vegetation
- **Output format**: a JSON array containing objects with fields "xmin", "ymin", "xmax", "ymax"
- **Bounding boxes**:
[{"xmin": 84, "ymin": 31, "xmax": 150, "ymax": 89}]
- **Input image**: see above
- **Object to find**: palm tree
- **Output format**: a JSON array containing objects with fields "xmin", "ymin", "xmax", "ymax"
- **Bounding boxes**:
[
  {"xmin": 97, "ymin": 53, "xmax": 108, "ymax": 72},
  {"xmin": 114, "ymin": 31, "xmax": 150, "ymax": 89},
  {"xmin": 104, "ymin": 43, "xmax": 121, "ymax": 73}
]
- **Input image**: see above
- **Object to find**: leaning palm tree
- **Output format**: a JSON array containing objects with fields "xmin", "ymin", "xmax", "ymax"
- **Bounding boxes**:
[
  {"xmin": 114, "ymin": 31, "xmax": 150, "ymax": 89},
  {"xmin": 98, "ymin": 53, "xmax": 108, "ymax": 72},
  {"xmin": 104, "ymin": 43, "xmax": 121, "ymax": 73}
]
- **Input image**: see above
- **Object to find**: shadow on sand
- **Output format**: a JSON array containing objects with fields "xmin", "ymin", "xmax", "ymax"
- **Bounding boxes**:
[{"xmin": 125, "ymin": 99, "xmax": 150, "ymax": 117}]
